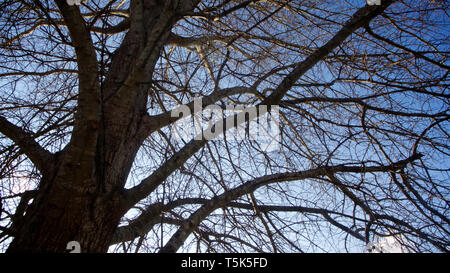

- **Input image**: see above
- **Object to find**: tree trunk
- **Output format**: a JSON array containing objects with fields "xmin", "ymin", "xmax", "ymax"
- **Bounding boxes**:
[
  {"xmin": 5, "ymin": 127, "xmax": 145, "ymax": 252},
  {"xmin": 6, "ymin": 112, "xmax": 149, "ymax": 253},
  {"xmin": 6, "ymin": 179, "xmax": 125, "ymax": 253},
  {"xmin": 5, "ymin": 49, "xmax": 149, "ymax": 252}
]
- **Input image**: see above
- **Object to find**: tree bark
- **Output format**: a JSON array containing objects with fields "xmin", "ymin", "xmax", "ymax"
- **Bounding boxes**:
[{"xmin": 6, "ymin": 173, "xmax": 126, "ymax": 252}]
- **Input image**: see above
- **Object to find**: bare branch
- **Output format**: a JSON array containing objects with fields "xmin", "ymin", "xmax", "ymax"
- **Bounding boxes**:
[
  {"xmin": 141, "ymin": 86, "xmax": 259, "ymax": 135},
  {"xmin": 54, "ymin": 0, "xmax": 101, "ymax": 158},
  {"xmin": 263, "ymin": 0, "xmax": 397, "ymax": 105},
  {"xmin": 0, "ymin": 116, "xmax": 53, "ymax": 174},
  {"xmin": 159, "ymin": 154, "xmax": 421, "ymax": 252}
]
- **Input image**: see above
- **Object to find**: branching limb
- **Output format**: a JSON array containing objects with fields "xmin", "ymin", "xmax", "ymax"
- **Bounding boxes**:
[
  {"xmin": 141, "ymin": 86, "xmax": 259, "ymax": 135},
  {"xmin": 54, "ymin": 0, "xmax": 101, "ymax": 162},
  {"xmin": 158, "ymin": 155, "xmax": 421, "ymax": 252},
  {"xmin": 263, "ymin": 0, "xmax": 397, "ymax": 105},
  {"xmin": 0, "ymin": 116, "xmax": 53, "ymax": 174}
]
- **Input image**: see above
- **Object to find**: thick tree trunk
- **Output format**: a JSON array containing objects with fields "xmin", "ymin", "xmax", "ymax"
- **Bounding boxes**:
[
  {"xmin": 6, "ymin": 181, "xmax": 124, "ymax": 253},
  {"xmin": 5, "ymin": 135, "xmax": 142, "ymax": 252},
  {"xmin": 5, "ymin": 67, "xmax": 149, "ymax": 252},
  {"xmin": 6, "ymin": 112, "xmax": 149, "ymax": 252}
]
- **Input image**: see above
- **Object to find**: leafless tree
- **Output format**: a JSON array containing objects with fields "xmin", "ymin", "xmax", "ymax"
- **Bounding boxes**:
[{"xmin": 0, "ymin": 0, "xmax": 448, "ymax": 253}]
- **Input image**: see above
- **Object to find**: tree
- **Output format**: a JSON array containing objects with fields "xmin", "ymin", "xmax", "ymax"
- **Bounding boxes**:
[{"xmin": 0, "ymin": 0, "xmax": 448, "ymax": 253}]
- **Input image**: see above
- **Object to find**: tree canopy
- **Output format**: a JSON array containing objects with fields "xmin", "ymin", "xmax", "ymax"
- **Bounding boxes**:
[{"xmin": 0, "ymin": 0, "xmax": 448, "ymax": 252}]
